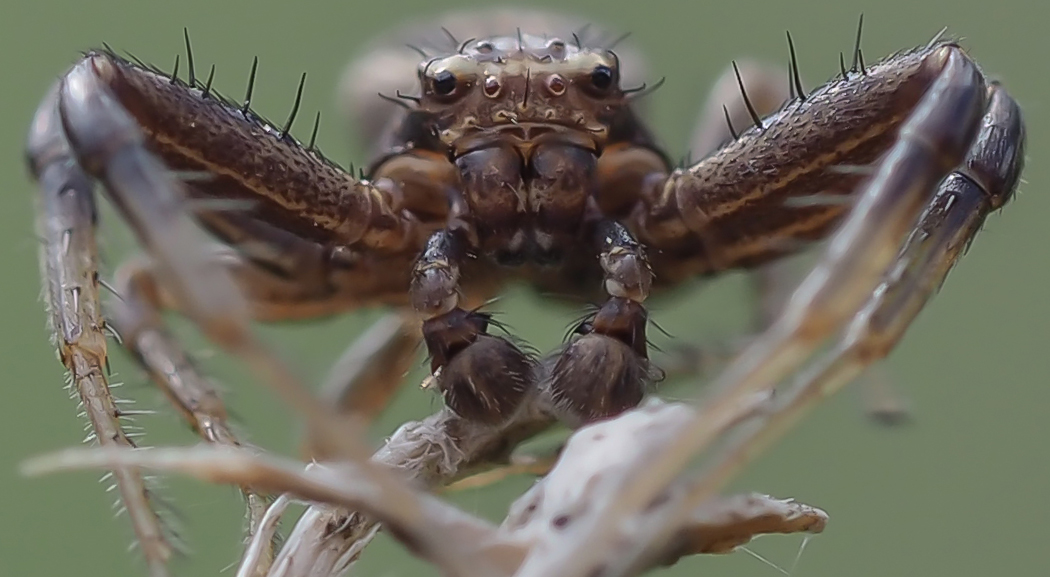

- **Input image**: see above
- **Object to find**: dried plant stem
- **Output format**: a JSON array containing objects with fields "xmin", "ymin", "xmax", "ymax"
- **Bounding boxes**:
[
  {"xmin": 272, "ymin": 405, "xmax": 554, "ymax": 576},
  {"xmin": 24, "ymin": 401, "xmax": 827, "ymax": 577},
  {"xmin": 23, "ymin": 444, "xmax": 524, "ymax": 577}
]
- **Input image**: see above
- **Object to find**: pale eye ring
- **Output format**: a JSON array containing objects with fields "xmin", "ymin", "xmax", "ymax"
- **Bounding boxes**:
[
  {"xmin": 484, "ymin": 76, "xmax": 502, "ymax": 97},
  {"xmin": 546, "ymin": 74, "xmax": 567, "ymax": 96}
]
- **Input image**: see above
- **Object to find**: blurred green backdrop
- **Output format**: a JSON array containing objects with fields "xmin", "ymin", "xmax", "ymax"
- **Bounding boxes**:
[{"xmin": 1, "ymin": 0, "xmax": 1046, "ymax": 575}]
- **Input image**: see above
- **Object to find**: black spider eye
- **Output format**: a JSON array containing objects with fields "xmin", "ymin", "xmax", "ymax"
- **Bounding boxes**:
[
  {"xmin": 590, "ymin": 65, "xmax": 615, "ymax": 91},
  {"xmin": 432, "ymin": 70, "xmax": 457, "ymax": 96}
]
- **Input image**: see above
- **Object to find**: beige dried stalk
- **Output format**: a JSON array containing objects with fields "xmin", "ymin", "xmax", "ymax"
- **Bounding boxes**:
[{"xmin": 26, "ymin": 379, "xmax": 831, "ymax": 577}]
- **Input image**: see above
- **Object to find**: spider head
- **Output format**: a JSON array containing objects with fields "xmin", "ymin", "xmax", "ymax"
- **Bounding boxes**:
[{"xmin": 415, "ymin": 33, "xmax": 630, "ymax": 154}]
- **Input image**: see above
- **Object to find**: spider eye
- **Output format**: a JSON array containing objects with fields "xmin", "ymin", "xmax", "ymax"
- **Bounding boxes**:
[
  {"xmin": 590, "ymin": 65, "xmax": 615, "ymax": 91},
  {"xmin": 431, "ymin": 70, "xmax": 458, "ymax": 96}
]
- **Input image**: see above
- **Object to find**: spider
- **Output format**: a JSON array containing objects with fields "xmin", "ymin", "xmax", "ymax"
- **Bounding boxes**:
[{"xmin": 24, "ymin": 8, "xmax": 1024, "ymax": 573}]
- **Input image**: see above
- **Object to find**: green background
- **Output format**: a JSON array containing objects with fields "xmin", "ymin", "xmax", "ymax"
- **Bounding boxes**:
[{"xmin": 1, "ymin": 0, "xmax": 1046, "ymax": 575}]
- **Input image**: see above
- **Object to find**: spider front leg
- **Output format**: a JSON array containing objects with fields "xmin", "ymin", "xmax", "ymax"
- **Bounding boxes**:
[
  {"xmin": 37, "ymin": 51, "xmax": 430, "ymax": 440},
  {"xmin": 667, "ymin": 81, "xmax": 1024, "ymax": 502},
  {"xmin": 638, "ymin": 42, "xmax": 1022, "ymax": 451}
]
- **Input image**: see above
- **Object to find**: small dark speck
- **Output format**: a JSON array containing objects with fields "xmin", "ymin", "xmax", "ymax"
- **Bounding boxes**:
[{"xmin": 552, "ymin": 514, "xmax": 571, "ymax": 529}]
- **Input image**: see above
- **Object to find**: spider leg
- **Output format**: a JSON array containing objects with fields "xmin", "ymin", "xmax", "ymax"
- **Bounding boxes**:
[
  {"xmin": 664, "ymin": 44, "xmax": 1019, "ymax": 500},
  {"xmin": 676, "ymin": 82, "xmax": 1023, "ymax": 501},
  {"xmin": 26, "ymin": 85, "xmax": 173, "ymax": 576},
  {"xmin": 43, "ymin": 52, "xmax": 416, "ymax": 460},
  {"xmin": 784, "ymin": 81, "xmax": 1023, "ymax": 420},
  {"xmin": 669, "ymin": 58, "xmax": 915, "ymax": 421},
  {"xmin": 630, "ymin": 42, "xmax": 1019, "ymax": 425},
  {"xmin": 685, "ymin": 44, "xmax": 998, "ymax": 434},
  {"xmin": 636, "ymin": 42, "xmax": 989, "ymax": 281}
]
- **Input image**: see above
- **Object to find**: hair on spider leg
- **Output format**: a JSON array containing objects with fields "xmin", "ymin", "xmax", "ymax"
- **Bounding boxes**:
[
  {"xmin": 561, "ymin": 303, "xmax": 604, "ymax": 343},
  {"xmin": 241, "ymin": 55, "xmax": 259, "ymax": 115},
  {"xmin": 851, "ymin": 13, "xmax": 866, "ymax": 75},
  {"xmin": 116, "ymin": 47, "xmax": 151, "ymax": 72},
  {"xmin": 785, "ymin": 31, "xmax": 807, "ymax": 102},
  {"xmin": 169, "ymin": 53, "xmax": 180, "ymax": 85},
  {"xmin": 201, "ymin": 64, "xmax": 216, "ymax": 99},
  {"xmin": 722, "ymin": 105, "xmax": 741, "ymax": 140},
  {"xmin": 925, "ymin": 26, "xmax": 951, "ymax": 49},
  {"xmin": 182, "ymin": 28, "xmax": 196, "ymax": 87},
  {"xmin": 732, "ymin": 61, "xmax": 764, "ymax": 130},
  {"xmin": 307, "ymin": 110, "xmax": 322, "ymax": 152},
  {"xmin": 278, "ymin": 72, "xmax": 308, "ymax": 140}
]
